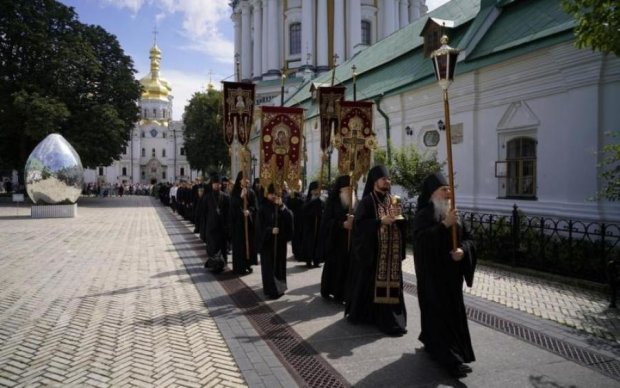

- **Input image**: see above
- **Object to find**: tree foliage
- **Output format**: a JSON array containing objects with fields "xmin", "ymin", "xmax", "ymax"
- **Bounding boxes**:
[
  {"xmin": 0, "ymin": 0, "xmax": 141, "ymax": 172},
  {"xmin": 182, "ymin": 89, "xmax": 230, "ymax": 175},
  {"xmin": 374, "ymin": 144, "xmax": 444, "ymax": 198},
  {"xmin": 562, "ymin": 0, "xmax": 620, "ymax": 56},
  {"xmin": 598, "ymin": 132, "xmax": 620, "ymax": 201}
]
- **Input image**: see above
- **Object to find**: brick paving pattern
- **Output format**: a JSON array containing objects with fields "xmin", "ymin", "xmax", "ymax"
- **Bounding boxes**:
[
  {"xmin": 403, "ymin": 254, "xmax": 620, "ymax": 342},
  {"xmin": 0, "ymin": 197, "xmax": 246, "ymax": 387}
]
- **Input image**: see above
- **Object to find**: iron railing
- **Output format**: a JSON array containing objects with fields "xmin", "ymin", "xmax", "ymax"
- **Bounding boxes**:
[{"xmin": 402, "ymin": 202, "xmax": 620, "ymax": 283}]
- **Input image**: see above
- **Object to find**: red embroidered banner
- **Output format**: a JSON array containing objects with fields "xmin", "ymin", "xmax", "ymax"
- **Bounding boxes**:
[
  {"xmin": 334, "ymin": 101, "xmax": 377, "ymax": 184},
  {"xmin": 317, "ymin": 86, "xmax": 345, "ymax": 152},
  {"xmin": 259, "ymin": 106, "xmax": 304, "ymax": 196},
  {"xmin": 223, "ymin": 81, "xmax": 255, "ymax": 147}
]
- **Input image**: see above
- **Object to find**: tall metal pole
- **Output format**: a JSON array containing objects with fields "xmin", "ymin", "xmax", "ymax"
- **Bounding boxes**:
[{"xmin": 443, "ymin": 90, "xmax": 458, "ymax": 250}]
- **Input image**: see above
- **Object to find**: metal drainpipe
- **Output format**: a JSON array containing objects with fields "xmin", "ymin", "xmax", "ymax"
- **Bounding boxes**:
[{"xmin": 374, "ymin": 94, "xmax": 391, "ymax": 164}]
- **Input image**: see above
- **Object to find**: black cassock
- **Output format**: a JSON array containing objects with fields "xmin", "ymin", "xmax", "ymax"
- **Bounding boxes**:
[
  {"xmin": 256, "ymin": 201, "xmax": 293, "ymax": 298},
  {"xmin": 320, "ymin": 196, "xmax": 351, "ymax": 302},
  {"xmin": 345, "ymin": 192, "xmax": 407, "ymax": 335},
  {"xmin": 286, "ymin": 192, "xmax": 305, "ymax": 260},
  {"xmin": 412, "ymin": 204, "xmax": 476, "ymax": 367},
  {"xmin": 192, "ymin": 183, "xmax": 207, "ymax": 233},
  {"xmin": 229, "ymin": 188, "xmax": 259, "ymax": 274},
  {"xmin": 204, "ymin": 190, "xmax": 230, "ymax": 272},
  {"xmin": 300, "ymin": 197, "xmax": 324, "ymax": 266}
]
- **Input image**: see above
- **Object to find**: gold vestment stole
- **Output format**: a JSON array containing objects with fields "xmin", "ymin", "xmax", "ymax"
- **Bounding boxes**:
[{"xmin": 372, "ymin": 192, "xmax": 402, "ymax": 304}]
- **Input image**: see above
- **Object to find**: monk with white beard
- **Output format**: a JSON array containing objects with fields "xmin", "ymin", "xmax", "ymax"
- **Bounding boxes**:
[
  {"xmin": 320, "ymin": 175, "xmax": 356, "ymax": 303},
  {"xmin": 412, "ymin": 172, "xmax": 477, "ymax": 378}
]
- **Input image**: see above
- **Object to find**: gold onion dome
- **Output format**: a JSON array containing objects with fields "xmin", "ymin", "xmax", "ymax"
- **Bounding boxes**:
[{"xmin": 139, "ymin": 44, "xmax": 172, "ymax": 101}]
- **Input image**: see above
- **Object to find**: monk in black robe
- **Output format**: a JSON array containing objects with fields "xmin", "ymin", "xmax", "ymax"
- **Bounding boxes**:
[
  {"xmin": 192, "ymin": 177, "xmax": 207, "ymax": 234},
  {"xmin": 345, "ymin": 165, "xmax": 407, "ymax": 336},
  {"xmin": 286, "ymin": 188, "xmax": 305, "ymax": 260},
  {"xmin": 412, "ymin": 172, "xmax": 476, "ymax": 378},
  {"xmin": 256, "ymin": 184, "xmax": 293, "ymax": 299},
  {"xmin": 320, "ymin": 174, "xmax": 355, "ymax": 303},
  {"xmin": 229, "ymin": 171, "xmax": 258, "ymax": 275},
  {"xmin": 203, "ymin": 173, "xmax": 230, "ymax": 273},
  {"xmin": 300, "ymin": 181, "xmax": 324, "ymax": 268}
]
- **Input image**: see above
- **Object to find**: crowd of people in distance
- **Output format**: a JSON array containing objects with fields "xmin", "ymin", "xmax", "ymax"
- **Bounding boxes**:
[
  {"xmin": 158, "ymin": 167, "xmax": 478, "ymax": 379},
  {"xmin": 82, "ymin": 182, "xmax": 153, "ymax": 197}
]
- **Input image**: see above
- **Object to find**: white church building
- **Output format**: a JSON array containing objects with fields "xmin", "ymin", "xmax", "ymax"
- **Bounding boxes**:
[
  {"xmin": 233, "ymin": 0, "xmax": 620, "ymax": 221},
  {"xmin": 83, "ymin": 44, "xmax": 197, "ymax": 187}
]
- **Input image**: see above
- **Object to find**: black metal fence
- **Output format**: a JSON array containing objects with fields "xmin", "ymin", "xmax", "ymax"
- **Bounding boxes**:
[{"xmin": 402, "ymin": 203, "xmax": 620, "ymax": 284}]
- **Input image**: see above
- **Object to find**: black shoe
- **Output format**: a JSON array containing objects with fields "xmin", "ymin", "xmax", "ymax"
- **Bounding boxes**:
[
  {"xmin": 447, "ymin": 364, "xmax": 467, "ymax": 378},
  {"xmin": 384, "ymin": 328, "xmax": 408, "ymax": 337},
  {"xmin": 458, "ymin": 364, "xmax": 472, "ymax": 373},
  {"xmin": 246, "ymin": 267, "xmax": 253, "ymax": 274}
]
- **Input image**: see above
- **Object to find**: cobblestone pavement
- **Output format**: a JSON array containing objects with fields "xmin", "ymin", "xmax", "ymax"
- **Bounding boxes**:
[
  {"xmin": 402, "ymin": 253, "xmax": 620, "ymax": 343},
  {"xmin": 0, "ymin": 197, "xmax": 246, "ymax": 387},
  {"xmin": 1, "ymin": 195, "xmax": 619, "ymax": 387}
]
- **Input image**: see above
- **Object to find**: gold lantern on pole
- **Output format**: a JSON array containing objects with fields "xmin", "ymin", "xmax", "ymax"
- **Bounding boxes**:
[{"xmin": 431, "ymin": 35, "xmax": 461, "ymax": 250}]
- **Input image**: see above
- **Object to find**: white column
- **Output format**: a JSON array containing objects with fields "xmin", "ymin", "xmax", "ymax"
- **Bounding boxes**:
[
  {"xmin": 383, "ymin": 0, "xmax": 396, "ymax": 38},
  {"xmin": 399, "ymin": 0, "xmax": 409, "ymax": 28},
  {"xmin": 348, "ymin": 0, "xmax": 361, "ymax": 57},
  {"xmin": 261, "ymin": 0, "xmax": 268, "ymax": 75},
  {"xmin": 232, "ymin": 11, "xmax": 241, "ymax": 77},
  {"xmin": 301, "ymin": 0, "xmax": 314, "ymax": 69},
  {"xmin": 241, "ymin": 2, "xmax": 252, "ymax": 81},
  {"xmin": 267, "ymin": 0, "xmax": 279, "ymax": 74},
  {"xmin": 410, "ymin": 0, "xmax": 421, "ymax": 22},
  {"xmin": 334, "ymin": 0, "xmax": 345, "ymax": 63},
  {"xmin": 252, "ymin": 0, "xmax": 262, "ymax": 80},
  {"xmin": 316, "ymin": 0, "xmax": 328, "ymax": 71}
]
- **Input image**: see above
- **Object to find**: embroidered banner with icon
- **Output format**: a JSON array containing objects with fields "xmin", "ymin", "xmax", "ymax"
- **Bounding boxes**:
[
  {"xmin": 223, "ymin": 81, "xmax": 255, "ymax": 147},
  {"xmin": 334, "ymin": 100, "xmax": 376, "ymax": 184},
  {"xmin": 259, "ymin": 106, "xmax": 304, "ymax": 196},
  {"xmin": 318, "ymin": 86, "xmax": 345, "ymax": 151}
]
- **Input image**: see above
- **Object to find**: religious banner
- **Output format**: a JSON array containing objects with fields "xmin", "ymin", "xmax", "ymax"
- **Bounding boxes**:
[
  {"xmin": 317, "ymin": 86, "xmax": 345, "ymax": 151},
  {"xmin": 223, "ymin": 81, "xmax": 255, "ymax": 146},
  {"xmin": 259, "ymin": 106, "xmax": 304, "ymax": 196},
  {"xmin": 334, "ymin": 100, "xmax": 377, "ymax": 184}
]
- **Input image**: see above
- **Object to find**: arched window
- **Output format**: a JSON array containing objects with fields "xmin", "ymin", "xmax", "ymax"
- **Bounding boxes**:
[
  {"xmin": 506, "ymin": 137, "xmax": 536, "ymax": 197},
  {"xmin": 141, "ymin": 148, "xmax": 145, "ymax": 157},
  {"xmin": 122, "ymin": 167, "xmax": 127, "ymax": 176},
  {"xmin": 162, "ymin": 148, "xmax": 166, "ymax": 157},
  {"xmin": 289, "ymin": 23, "xmax": 301, "ymax": 55},
  {"xmin": 151, "ymin": 148, "xmax": 156, "ymax": 157},
  {"xmin": 361, "ymin": 20, "xmax": 371, "ymax": 45},
  {"xmin": 180, "ymin": 167, "xmax": 185, "ymax": 177}
]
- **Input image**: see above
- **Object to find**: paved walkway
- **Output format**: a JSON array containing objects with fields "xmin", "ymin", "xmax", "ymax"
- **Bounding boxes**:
[{"xmin": 0, "ymin": 196, "xmax": 619, "ymax": 387}]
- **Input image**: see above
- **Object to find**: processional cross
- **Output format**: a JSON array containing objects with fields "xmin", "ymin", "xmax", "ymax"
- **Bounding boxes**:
[{"xmin": 342, "ymin": 117, "xmax": 367, "ymax": 175}]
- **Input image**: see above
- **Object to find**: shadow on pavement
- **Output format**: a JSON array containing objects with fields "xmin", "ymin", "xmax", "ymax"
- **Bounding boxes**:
[{"xmin": 354, "ymin": 350, "xmax": 466, "ymax": 388}]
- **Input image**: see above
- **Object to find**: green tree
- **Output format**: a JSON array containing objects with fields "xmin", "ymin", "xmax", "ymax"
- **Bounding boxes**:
[
  {"xmin": 598, "ymin": 132, "xmax": 620, "ymax": 201},
  {"xmin": 0, "ymin": 0, "xmax": 141, "ymax": 174},
  {"xmin": 182, "ymin": 89, "xmax": 230, "ymax": 175},
  {"xmin": 562, "ymin": 0, "xmax": 620, "ymax": 56},
  {"xmin": 374, "ymin": 144, "xmax": 444, "ymax": 198}
]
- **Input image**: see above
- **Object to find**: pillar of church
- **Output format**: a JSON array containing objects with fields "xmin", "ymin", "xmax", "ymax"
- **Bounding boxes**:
[
  {"xmin": 301, "ymin": 0, "xmax": 314, "ymax": 70},
  {"xmin": 410, "ymin": 0, "xmax": 421, "ymax": 21},
  {"xmin": 399, "ymin": 0, "xmax": 409, "ymax": 28},
  {"xmin": 333, "ymin": 0, "xmax": 345, "ymax": 63},
  {"xmin": 261, "ymin": 0, "xmax": 268, "ymax": 76},
  {"xmin": 232, "ymin": 11, "xmax": 241, "ymax": 77},
  {"xmin": 316, "ymin": 0, "xmax": 329, "ymax": 72},
  {"xmin": 240, "ymin": 2, "xmax": 252, "ymax": 81},
  {"xmin": 348, "ymin": 0, "xmax": 362, "ymax": 56},
  {"xmin": 383, "ymin": 0, "xmax": 397, "ymax": 38},
  {"xmin": 252, "ymin": 0, "xmax": 262, "ymax": 80},
  {"xmin": 266, "ymin": 0, "xmax": 280, "ymax": 75}
]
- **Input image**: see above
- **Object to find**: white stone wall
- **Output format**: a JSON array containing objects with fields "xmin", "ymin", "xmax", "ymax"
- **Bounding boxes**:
[{"xmin": 301, "ymin": 41, "xmax": 620, "ymax": 221}]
